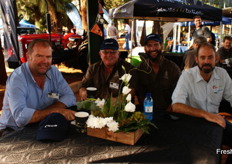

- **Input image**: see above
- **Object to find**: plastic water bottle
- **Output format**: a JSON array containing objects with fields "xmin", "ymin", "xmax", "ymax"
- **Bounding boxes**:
[{"xmin": 143, "ymin": 92, "xmax": 153, "ymax": 121}]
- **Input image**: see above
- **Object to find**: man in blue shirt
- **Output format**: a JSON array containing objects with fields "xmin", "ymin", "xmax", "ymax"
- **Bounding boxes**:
[{"xmin": 0, "ymin": 39, "xmax": 76, "ymax": 136}]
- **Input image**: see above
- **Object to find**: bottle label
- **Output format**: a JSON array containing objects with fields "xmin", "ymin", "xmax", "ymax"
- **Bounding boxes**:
[{"xmin": 145, "ymin": 106, "xmax": 153, "ymax": 113}]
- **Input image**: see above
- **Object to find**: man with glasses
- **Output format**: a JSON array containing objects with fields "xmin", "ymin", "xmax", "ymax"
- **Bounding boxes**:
[{"xmin": 78, "ymin": 38, "xmax": 135, "ymax": 100}]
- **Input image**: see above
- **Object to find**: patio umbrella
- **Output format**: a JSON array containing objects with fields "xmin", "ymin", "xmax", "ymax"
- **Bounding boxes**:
[{"xmin": 109, "ymin": 0, "xmax": 222, "ymax": 22}]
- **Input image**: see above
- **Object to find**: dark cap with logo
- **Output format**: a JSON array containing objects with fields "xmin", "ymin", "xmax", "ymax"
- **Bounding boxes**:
[
  {"xmin": 36, "ymin": 113, "xmax": 70, "ymax": 142},
  {"xmin": 100, "ymin": 38, "xmax": 119, "ymax": 50},
  {"xmin": 144, "ymin": 34, "xmax": 162, "ymax": 44}
]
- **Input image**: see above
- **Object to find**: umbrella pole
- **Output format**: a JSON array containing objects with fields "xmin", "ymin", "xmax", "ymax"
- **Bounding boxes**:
[
  {"xmin": 172, "ymin": 24, "xmax": 177, "ymax": 53},
  {"xmin": 129, "ymin": 18, "xmax": 135, "ymax": 59},
  {"xmin": 187, "ymin": 22, "xmax": 191, "ymax": 48}
]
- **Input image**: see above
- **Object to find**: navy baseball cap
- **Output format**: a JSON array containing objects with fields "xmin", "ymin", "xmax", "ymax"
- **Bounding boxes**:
[
  {"xmin": 36, "ymin": 113, "xmax": 70, "ymax": 142},
  {"xmin": 100, "ymin": 38, "xmax": 119, "ymax": 50},
  {"xmin": 144, "ymin": 34, "xmax": 162, "ymax": 44}
]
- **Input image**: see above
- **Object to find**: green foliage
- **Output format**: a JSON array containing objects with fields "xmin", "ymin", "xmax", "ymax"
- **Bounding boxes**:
[
  {"xmin": 104, "ymin": 0, "xmax": 130, "ymax": 10},
  {"xmin": 16, "ymin": 0, "xmax": 72, "ymax": 30},
  {"xmin": 77, "ymin": 97, "xmax": 157, "ymax": 134},
  {"xmin": 77, "ymin": 98, "xmax": 100, "ymax": 111}
]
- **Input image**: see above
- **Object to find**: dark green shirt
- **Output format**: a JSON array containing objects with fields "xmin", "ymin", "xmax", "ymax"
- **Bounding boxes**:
[
  {"xmin": 135, "ymin": 56, "xmax": 181, "ymax": 110},
  {"xmin": 79, "ymin": 59, "xmax": 135, "ymax": 99},
  {"xmin": 217, "ymin": 47, "xmax": 232, "ymax": 60}
]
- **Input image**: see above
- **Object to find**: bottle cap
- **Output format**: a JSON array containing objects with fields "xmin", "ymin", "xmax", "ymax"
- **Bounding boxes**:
[{"xmin": 146, "ymin": 92, "xmax": 151, "ymax": 97}]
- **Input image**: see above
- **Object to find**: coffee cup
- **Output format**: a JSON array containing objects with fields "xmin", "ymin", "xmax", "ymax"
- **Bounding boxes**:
[
  {"xmin": 86, "ymin": 87, "xmax": 97, "ymax": 98},
  {"xmin": 74, "ymin": 111, "xmax": 89, "ymax": 133},
  {"xmin": 75, "ymin": 111, "xmax": 89, "ymax": 124}
]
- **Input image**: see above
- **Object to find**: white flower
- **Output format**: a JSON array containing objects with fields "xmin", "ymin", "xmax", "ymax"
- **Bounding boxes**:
[
  {"xmin": 95, "ymin": 98, "xmax": 105, "ymax": 108},
  {"xmin": 122, "ymin": 86, "xmax": 131, "ymax": 95},
  {"xmin": 87, "ymin": 115, "xmax": 105, "ymax": 128},
  {"xmin": 107, "ymin": 120, "xmax": 119, "ymax": 132},
  {"xmin": 126, "ymin": 94, "xmax": 132, "ymax": 102},
  {"xmin": 125, "ymin": 102, "xmax": 136, "ymax": 112},
  {"xmin": 104, "ymin": 117, "xmax": 114, "ymax": 123},
  {"xmin": 86, "ymin": 115, "xmax": 97, "ymax": 128},
  {"xmin": 120, "ymin": 73, "xmax": 132, "ymax": 83},
  {"xmin": 87, "ymin": 115, "xmax": 117, "ymax": 130}
]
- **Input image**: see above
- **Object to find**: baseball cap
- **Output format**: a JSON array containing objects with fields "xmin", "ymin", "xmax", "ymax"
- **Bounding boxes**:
[
  {"xmin": 100, "ymin": 38, "xmax": 119, "ymax": 50},
  {"xmin": 144, "ymin": 34, "xmax": 162, "ymax": 44},
  {"xmin": 36, "ymin": 113, "xmax": 70, "ymax": 142}
]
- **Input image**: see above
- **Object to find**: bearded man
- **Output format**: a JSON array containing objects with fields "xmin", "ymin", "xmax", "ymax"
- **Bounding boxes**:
[
  {"xmin": 172, "ymin": 42, "xmax": 232, "ymax": 164},
  {"xmin": 135, "ymin": 34, "xmax": 181, "ymax": 112}
]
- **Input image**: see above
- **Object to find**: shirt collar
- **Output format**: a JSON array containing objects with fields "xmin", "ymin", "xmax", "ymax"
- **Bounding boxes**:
[
  {"xmin": 25, "ymin": 62, "xmax": 51, "ymax": 83},
  {"xmin": 195, "ymin": 66, "xmax": 220, "ymax": 83}
]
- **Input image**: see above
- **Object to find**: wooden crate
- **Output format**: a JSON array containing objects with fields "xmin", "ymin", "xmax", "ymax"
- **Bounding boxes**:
[{"xmin": 87, "ymin": 127, "xmax": 144, "ymax": 145}]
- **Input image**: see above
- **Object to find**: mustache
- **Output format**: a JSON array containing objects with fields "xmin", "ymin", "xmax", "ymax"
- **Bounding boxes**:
[
  {"xmin": 202, "ymin": 64, "xmax": 212, "ymax": 67},
  {"xmin": 148, "ymin": 50, "xmax": 159, "ymax": 53}
]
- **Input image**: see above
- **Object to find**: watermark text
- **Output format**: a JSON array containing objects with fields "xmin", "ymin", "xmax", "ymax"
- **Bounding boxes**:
[{"xmin": 216, "ymin": 149, "xmax": 232, "ymax": 154}]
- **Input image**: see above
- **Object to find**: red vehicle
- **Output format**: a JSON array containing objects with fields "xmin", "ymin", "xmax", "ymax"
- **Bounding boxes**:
[
  {"xmin": 16, "ymin": 32, "xmax": 88, "ymax": 73},
  {"xmin": 18, "ymin": 33, "xmax": 63, "ymax": 63}
]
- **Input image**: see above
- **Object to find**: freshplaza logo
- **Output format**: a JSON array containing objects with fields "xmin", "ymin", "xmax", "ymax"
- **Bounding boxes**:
[{"xmin": 216, "ymin": 149, "xmax": 232, "ymax": 154}]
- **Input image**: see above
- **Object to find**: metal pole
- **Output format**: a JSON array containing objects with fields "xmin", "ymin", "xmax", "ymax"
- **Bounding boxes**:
[{"xmin": 45, "ymin": 0, "xmax": 51, "ymax": 42}]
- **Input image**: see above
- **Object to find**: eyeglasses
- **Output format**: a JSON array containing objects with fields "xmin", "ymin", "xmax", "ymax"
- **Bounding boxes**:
[{"xmin": 101, "ymin": 50, "xmax": 118, "ymax": 55}]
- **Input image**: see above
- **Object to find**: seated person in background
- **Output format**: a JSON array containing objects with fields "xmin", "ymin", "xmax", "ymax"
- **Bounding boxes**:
[
  {"xmin": 136, "ymin": 34, "xmax": 181, "ymax": 111},
  {"xmin": 172, "ymin": 42, "xmax": 232, "ymax": 164},
  {"xmin": 217, "ymin": 36, "xmax": 232, "ymax": 65},
  {"xmin": 183, "ymin": 36, "xmax": 207, "ymax": 70},
  {"xmin": 0, "ymin": 39, "xmax": 76, "ymax": 137},
  {"xmin": 78, "ymin": 38, "xmax": 135, "ymax": 100}
]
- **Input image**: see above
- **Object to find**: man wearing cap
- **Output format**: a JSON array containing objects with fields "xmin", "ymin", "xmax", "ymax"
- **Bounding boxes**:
[
  {"xmin": 0, "ymin": 39, "xmax": 76, "ymax": 137},
  {"xmin": 78, "ymin": 38, "xmax": 135, "ymax": 100},
  {"xmin": 136, "ymin": 34, "xmax": 181, "ymax": 112}
]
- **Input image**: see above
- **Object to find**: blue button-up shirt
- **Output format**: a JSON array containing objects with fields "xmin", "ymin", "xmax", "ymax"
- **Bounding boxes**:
[
  {"xmin": 0, "ymin": 62, "xmax": 76, "ymax": 130},
  {"xmin": 172, "ymin": 66, "xmax": 232, "ymax": 113}
]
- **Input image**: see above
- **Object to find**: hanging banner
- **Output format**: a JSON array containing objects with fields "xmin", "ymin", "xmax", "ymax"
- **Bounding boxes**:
[
  {"xmin": 65, "ymin": 3, "xmax": 82, "ymax": 30},
  {"xmin": 0, "ymin": 0, "xmax": 20, "ymax": 68},
  {"xmin": 90, "ymin": 24, "xmax": 103, "ymax": 37}
]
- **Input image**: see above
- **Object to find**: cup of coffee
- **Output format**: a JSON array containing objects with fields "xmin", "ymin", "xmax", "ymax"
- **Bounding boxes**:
[
  {"xmin": 86, "ymin": 87, "xmax": 97, "ymax": 98},
  {"xmin": 75, "ymin": 111, "xmax": 89, "ymax": 124},
  {"xmin": 75, "ymin": 111, "xmax": 89, "ymax": 133}
]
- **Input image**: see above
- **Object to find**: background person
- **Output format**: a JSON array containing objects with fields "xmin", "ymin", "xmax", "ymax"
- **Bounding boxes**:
[
  {"xmin": 122, "ymin": 20, "xmax": 131, "ymax": 51},
  {"xmin": 0, "ymin": 39, "xmax": 76, "ymax": 137},
  {"xmin": 172, "ymin": 42, "xmax": 232, "ymax": 164},
  {"xmin": 192, "ymin": 16, "xmax": 213, "ymax": 45},
  {"xmin": 107, "ymin": 22, "xmax": 118, "ymax": 40},
  {"xmin": 136, "ymin": 34, "xmax": 181, "ymax": 112},
  {"xmin": 78, "ymin": 38, "xmax": 135, "ymax": 100},
  {"xmin": 183, "ymin": 36, "xmax": 207, "ymax": 70},
  {"xmin": 217, "ymin": 36, "xmax": 232, "ymax": 65}
]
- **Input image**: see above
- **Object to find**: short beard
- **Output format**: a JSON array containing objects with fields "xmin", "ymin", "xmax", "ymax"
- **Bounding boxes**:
[
  {"xmin": 198, "ymin": 64, "xmax": 215, "ymax": 74},
  {"xmin": 147, "ymin": 50, "xmax": 162, "ymax": 62}
]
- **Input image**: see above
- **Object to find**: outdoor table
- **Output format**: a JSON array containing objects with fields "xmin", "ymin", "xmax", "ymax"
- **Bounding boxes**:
[{"xmin": 0, "ymin": 110, "xmax": 223, "ymax": 164}]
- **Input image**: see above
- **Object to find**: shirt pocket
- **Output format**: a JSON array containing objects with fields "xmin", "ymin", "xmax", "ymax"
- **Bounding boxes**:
[{"xmin": 209, "ymin": 88, "xmax": 223, "ymax": 106}]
